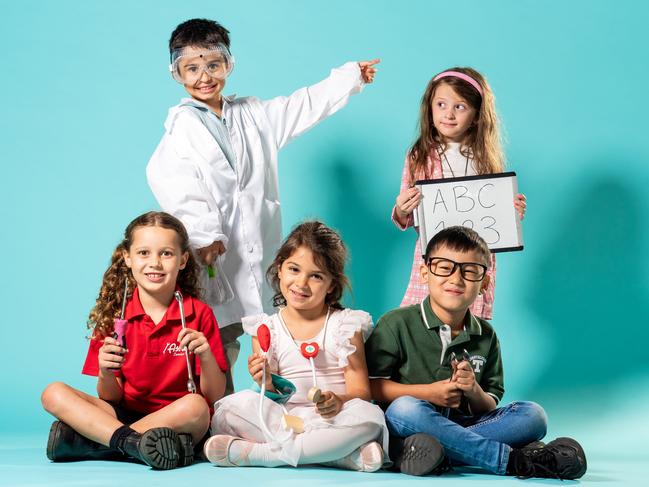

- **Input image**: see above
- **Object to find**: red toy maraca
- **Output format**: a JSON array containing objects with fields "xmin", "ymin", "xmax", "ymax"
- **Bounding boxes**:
[{"xmin": 258, "ymin": 324, "xmax": 271, "ymax": 353}]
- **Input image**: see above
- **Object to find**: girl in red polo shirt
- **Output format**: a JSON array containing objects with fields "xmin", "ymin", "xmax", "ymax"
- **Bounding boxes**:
[{"xmin": 41, "ymin": 211, "xmax": 228, "ymax": 470}]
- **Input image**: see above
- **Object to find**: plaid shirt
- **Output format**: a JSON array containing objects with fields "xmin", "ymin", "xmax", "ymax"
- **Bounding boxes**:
[{"xmin": 391, "ymin": 152, "xmax": 496, "ymax": 320}]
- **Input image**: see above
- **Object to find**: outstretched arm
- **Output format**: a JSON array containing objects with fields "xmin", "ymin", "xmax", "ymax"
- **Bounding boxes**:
[
  {"xmin": 359, "ymin": 59, "xmax": 380, "ymax": 83},
  {"xmin": 261, "ymin": 59, "xmax": 380, "ymax": 149}
]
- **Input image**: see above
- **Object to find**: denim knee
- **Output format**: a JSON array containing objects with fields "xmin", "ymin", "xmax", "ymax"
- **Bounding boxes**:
[
  {"xmin": 384, "ymin": 395, "xmax": 438, "ymax": 435},
  {"xmin": 514, "ymin": 401, "xmax": 548, "ymax": 440},
  {"xmin": 386, "ymin": 396, "xmax": 428, "ymax": 420}
]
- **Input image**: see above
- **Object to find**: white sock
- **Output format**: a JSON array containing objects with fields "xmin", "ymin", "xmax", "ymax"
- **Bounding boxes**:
[
  {"xmin": 227, "ymin": 423, "xmax": 381, "ymax": 468},
  {"xmin": 300, "ymin": 423, "xmax": 381, "ymax": 465},
  {"xmin": 228, "ymin": 439, "xmax": 284, "ymax": 467}
]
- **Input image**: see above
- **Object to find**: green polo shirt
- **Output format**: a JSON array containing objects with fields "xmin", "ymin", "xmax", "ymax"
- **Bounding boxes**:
[{"xmin": 365, "ymin": 298, "xmax": 504, "ymax": 409}]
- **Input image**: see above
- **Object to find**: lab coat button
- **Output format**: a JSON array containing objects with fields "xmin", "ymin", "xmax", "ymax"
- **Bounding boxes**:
[{"xmin": 247, "ymin": 244, "xmax": 254, "ymax": 252}]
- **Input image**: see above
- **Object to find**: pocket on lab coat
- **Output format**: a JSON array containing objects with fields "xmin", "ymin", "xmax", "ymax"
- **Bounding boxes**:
[{"xmin": 200, "ymin": 255, "xmax": 235, "ymax": 306}]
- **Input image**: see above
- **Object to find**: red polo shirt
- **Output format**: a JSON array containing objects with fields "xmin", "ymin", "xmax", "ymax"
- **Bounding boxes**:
[{"xmin": 82, "ymin": 288, "xmax": 228, "ymax": 414}]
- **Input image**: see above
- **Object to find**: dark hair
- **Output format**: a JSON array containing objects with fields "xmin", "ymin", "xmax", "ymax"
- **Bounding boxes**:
[
  {"xmin": 169, "ymin": 18, "xmax": 231, "ymax": 53},
  {"xmin": 87, "ymin": 211, "xmax": 201, "ymax": 337},
  {"xmin": 424, "ymin": 226, "xmax": 491, "ymax": 266},
  {"xmin": 267, "ymin": 221, "xmax": 350, "ymax": 310},
  {"xmin": 408, "ymin": 67, "xmax": 503, "ymax": 183}
]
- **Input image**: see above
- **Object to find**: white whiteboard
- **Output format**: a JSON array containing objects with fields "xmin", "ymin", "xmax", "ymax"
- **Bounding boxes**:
[{"xmin": 414, "ymin": 172, "xmax": 523, "ymax": 254}]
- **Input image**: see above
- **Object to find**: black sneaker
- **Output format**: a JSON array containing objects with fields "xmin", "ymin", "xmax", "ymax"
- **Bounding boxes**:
[
  {"xmin": 122, "ymin": 427, "xmax": 181, "ymax": 470},
  {"xmin": 176, "ymin": 433, "xmax": 194, "ymax": 467},
  {"xmin": 389, "ymin": 433, "xmax": 446, "ymax": 476},
  {"xmin": 510, "ymin": 436, "xmax": 587, "ymax": 479}
]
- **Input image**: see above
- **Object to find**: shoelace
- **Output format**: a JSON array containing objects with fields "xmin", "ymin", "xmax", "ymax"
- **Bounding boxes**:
[{"xmin": 517, "ymin": 448, "xmax": 560, "ymax": 480}]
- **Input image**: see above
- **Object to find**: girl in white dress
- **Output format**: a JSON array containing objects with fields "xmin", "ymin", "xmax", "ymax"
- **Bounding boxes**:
[{"xmin": 204, "ymin": 221, "xmax": 389, "ymax": 471}]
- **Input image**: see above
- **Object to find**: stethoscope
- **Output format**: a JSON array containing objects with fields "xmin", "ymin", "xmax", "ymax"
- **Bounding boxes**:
[
  {"xmin": 420, "ymin": 299, "xmax": 472, "ymax": 417},
  {"xmin": 112, "ymin": 282, "xmax": 197, "ymax": 394},
  {"xmin": 436, "ymin": 145, "xmax": 472, "ymax": 178},
  {"xmin": 256, "ymin": 323, "xmax": 303, "ymax": 444},
  {"xmin": 256, "ymin": 308, "xmax": 331, "ymax": 443},
  {"xmin": 174, "ymin": 291, "xmax": 197, "ymax": 394},
  {"xmin": 277, "ymin": 307, "xmax": 331, "ymax": 404},
  {"xmin": 113, "ymin": 279, "xmax": 129, "ymax": 348}
]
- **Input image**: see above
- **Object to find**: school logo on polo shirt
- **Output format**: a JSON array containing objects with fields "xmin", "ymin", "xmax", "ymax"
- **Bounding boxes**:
[
  {"xmin": 163, "ymin": 342, "xmax": 186, "ymax": 357},
  {"xmin": 469, "ymin": 355, "xmax": 487, "ymax": 373}
]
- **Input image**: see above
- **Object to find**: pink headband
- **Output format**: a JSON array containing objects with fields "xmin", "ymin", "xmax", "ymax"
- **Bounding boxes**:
[{"xmin": 433, "ymin": 71, "xmax": 483, "ymax": 97}]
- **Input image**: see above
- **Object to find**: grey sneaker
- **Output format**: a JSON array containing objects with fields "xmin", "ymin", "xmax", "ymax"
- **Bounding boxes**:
[{"xmin": 389, "ymin": 433, "xmax": 447, "ymax": 476}]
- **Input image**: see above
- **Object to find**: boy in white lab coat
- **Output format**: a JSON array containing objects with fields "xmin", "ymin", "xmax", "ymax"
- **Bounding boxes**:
[{"xmin": 147, "ymin": 18, "xmax": 379, "ymax": 394}]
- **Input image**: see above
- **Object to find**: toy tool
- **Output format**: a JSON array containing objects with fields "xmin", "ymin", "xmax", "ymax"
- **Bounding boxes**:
[
  {"xmin": 173, "ymin": 291, "xmax": 197, "ymax": 394},
  {"xmin": 257, "ymin": 324, "xmax": 303, "ymax": 438},
  {"xmin": 113, "ymin": 279, "xmax": 129, "ymax": 348}
]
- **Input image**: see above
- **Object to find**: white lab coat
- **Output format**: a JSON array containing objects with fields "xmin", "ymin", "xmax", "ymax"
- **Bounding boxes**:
[{"xmin": 147, "ymin": 62, "xmax": 364, "ymax": 327}]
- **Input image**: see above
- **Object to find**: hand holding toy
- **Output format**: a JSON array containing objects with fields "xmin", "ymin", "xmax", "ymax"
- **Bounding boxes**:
[
  {"xmin": 300, "ymin": 342, "xmax": 322, "ymax": 403},
  {"xmin": 174, "ymin": 291, "xmax": 197, "ymax": 394}
]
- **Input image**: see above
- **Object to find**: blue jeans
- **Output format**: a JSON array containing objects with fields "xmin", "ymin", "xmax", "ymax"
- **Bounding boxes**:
[{"xmin": 385, "ymin": 396, "xmax": 547, "ymax": 474}]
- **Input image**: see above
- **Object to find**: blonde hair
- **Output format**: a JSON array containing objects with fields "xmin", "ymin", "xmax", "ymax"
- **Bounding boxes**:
[{"xmin": 408, "ymin": 67, "xmax": 504, "ymax": 182}]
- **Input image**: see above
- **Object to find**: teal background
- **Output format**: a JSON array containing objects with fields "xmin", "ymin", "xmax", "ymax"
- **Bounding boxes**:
[{"xmin": 1, "ymin": 0, "xmax": 648, "ymax": 484}]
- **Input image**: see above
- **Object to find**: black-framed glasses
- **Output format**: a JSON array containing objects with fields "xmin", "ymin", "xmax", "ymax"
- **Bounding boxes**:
[{"xmin": 427, "ymin": 257, "xmax": 487, "ymax": 282}]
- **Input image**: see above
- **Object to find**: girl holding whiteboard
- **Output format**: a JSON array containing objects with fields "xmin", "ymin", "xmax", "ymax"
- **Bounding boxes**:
[{"xmin": 392, "ymin": 67, "xmax": 526, "ymax": 319}]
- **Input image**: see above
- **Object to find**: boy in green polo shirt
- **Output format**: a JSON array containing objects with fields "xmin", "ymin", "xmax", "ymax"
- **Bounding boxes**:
[{"xmin": 366, "ymin": 226, "xmax": 587, "ymax": 479}]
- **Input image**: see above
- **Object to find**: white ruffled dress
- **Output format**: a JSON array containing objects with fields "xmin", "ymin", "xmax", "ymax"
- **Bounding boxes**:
[{"xmin": 211, "ymin": 308, "xmax": 389, "ymax": 466}]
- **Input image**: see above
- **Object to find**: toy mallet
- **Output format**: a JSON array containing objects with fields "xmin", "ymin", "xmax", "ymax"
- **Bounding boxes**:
[
  {"xmin": 301, "ymin": 342, "xmax": 321, "ymax": 403},
  {"xmin": 173, "ymin": 291, "xmax": 197, "ymax": 394}
]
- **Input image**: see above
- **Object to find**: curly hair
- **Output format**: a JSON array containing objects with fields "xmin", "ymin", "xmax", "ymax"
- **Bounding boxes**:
[
  {"xmin": 87, "ymin": 212, "xmax": 201, "ymax": 338},
  {"xmin": 266, "ymin": 221, "xmax": 350, "ymax": 310},
  {"xmin": 408, "ymin": 67, "xmax": 504, "ymax": 183}
]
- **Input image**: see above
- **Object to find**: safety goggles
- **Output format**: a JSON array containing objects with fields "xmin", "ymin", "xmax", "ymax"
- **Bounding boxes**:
[{"xmin": 169, "ymin": 44, "xmax": 235, "ymax": 84}]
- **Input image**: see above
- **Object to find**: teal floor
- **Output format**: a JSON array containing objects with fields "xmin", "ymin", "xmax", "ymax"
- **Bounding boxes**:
[
  {"xmin": 1, "ymin": 432, "xmax": 643, "ymax": 487},
  {"xmin": 7, "ymin": 380, "xmax": 648, "ymax": 486}
]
